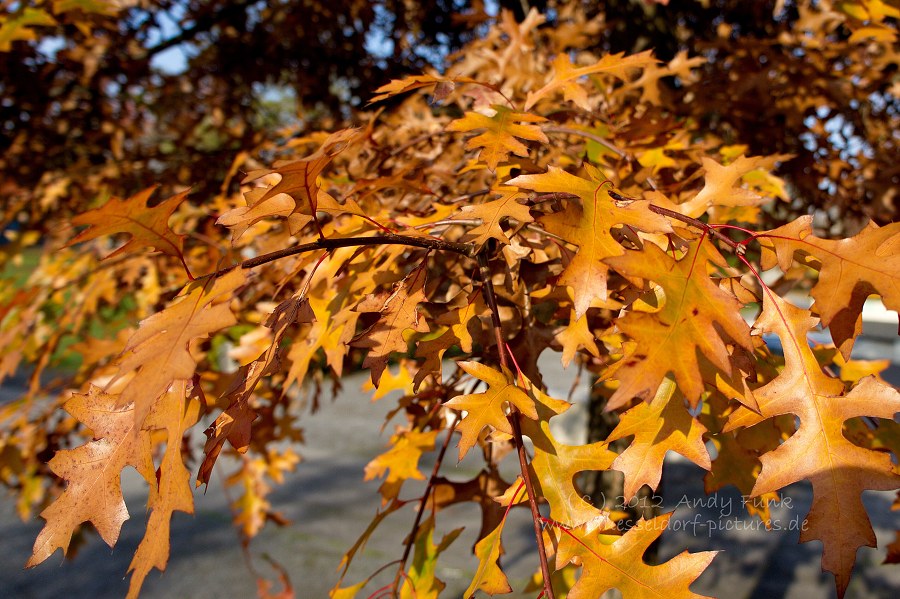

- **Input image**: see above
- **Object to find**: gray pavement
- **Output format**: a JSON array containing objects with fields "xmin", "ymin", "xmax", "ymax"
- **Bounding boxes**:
[{"xmin": 2, "ymin": 353, "xmax": 899, "ymax": 598}]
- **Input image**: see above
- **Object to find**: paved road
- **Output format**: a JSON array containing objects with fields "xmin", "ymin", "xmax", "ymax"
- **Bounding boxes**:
[{"xmin": 2, "ymin": 353, "xmax": 899, "ymax": 598}]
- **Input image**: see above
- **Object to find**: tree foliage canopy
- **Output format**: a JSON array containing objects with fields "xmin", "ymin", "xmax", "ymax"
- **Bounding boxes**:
[{"xmin": 1, "ymin": 1, "xmax": 898, "ymax": 598}]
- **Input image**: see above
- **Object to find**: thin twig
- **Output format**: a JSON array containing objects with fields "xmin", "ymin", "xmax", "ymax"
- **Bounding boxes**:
[
  {"xmin": 392, "ymin": 414, "xmax": 459, "ymax": 596},
  {"xmin": 543, "ymin": 125, "xmax": 626, "ymax": 158},
  {"xmin": 510, "ymin": 414, "xmax": 555, "ymax": 599}
]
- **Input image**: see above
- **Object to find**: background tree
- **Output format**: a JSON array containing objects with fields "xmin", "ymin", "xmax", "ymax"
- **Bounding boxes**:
[{"xmin": 1, "ymin": 1, "xmax": 898, "ymax": 598}]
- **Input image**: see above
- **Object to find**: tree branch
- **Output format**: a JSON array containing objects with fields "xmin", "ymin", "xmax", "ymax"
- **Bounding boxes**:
[
  {"xmin": 476, "ymin": 245, "xmax": 556, "ymax": 599},
  {"xmin": 206, "ymin": 233, "xmax": 475, "ymax": 278}
]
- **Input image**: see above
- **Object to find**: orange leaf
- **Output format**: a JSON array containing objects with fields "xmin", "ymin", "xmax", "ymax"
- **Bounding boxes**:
[
  {"xmin": 510, "ymin": 166, "xmax": 671, "ymax": 318},
  {"xmin": 27, "ymin": 387, "xmax": 155, "ymax": 567},
  {"xmin": 243, "ymin": 128, "xmax": 360, "ymax": 229},
  {"xmin": 116, "ymin": 267, "xmax": 245, "ymax": 427},
  {"xmin": 556, "ymin": 513, "xmax": 717, "ymax": 599},
  {"xmin": 761, "ymin": 216, "xmax": 900, "ymax": 358},
  {"xmin": 604, "ymin": 239, "xmax": 752, "ymax": 409},
  {"xmin": 364, "ymin": 428, "xmax": 438, "ymax": 502},
  {"xmin": 198, "ymin": 293, "xmax": 313, "ymax": 486},
  {"xmin": 524, "ymin": 50, "xmax": 657, "ymax": 111},
  {"xmin": 726, "ymin": 293, "xmax": 900, "ymax": 598},
  {"xmin": 126, "ymin": 381, "xmax": 201, "ymax": 599},
  {"xmin": 608, "ymin": 378, "xmax": 711, "ymax": 500},
  {"xmin": 351, "ymin": 268, "xmax": 430, "ymax": 386},
  {"xmin": 454, "ymin": 190, "xmax": 534, "ymax": 247},
  {"xmin": 446, "ymin": 105, "xmax": 548, "ymax": 170},
  {"xmin": 369, "ymin": 73, "xmax": 480, "ymax": 104},
  {"xmin": 67, "ymin": 186, "xmax": 187, "ymax": 262}
]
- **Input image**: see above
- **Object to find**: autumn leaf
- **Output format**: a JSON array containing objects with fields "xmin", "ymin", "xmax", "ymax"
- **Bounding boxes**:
[
  {"xmin": 527, "ymin": 420, "xmax": 618, "ymax": 530},
  {"xmin": 467, "ymin": 519, "xmax": 517, "ymax": 597},
  {"xmin": 198, "ymin": 292, "xmax": 313, "ymax": 486},
  {"xmin": 364, "ymin": 428, "xmax": 438, "ymax": 502},
  {"xmin": 243, "ymin": 128, "xmax": 360, "ymax": 231},
  {"xmin": 726, "ymin": 293, "xmax": 900, "ymax": 598},
  {"xmin": 556, "ymin": 310, "xmax": 601, "ymax": 367},
  {"xmin": 444, "ymin": 361, "xmax": 538, "ymax": 460},
  {"xmin": 518, "ymin": 377, "xmax": 618, "ymax": 529},
  {"xmin": 556, "ymin": 513, "xmax": 717, "ymax": 599},
  {"xmin": 454, "ymin": 190, "xmax": 534, "ymax": 247},
  {"xmin": 351, "ymin": 267, "xmax": 430, "ymax": 386},
  {"xmin": 760, "ymin": 216, "xmax": 900, "ymax": 358},
  {"xmin": 0, "ymin": 8, "xmax": 56, "ymax": 51},
  {"xmin": 510, "ymin": 166, "xmax": 671, "ymax": 318},
  {"xmin": 399, "ymin": 517, "xmax": 463, "ymax": 599},
  {"xmin": 369, "ymin": 73, "xmax": 480, "ymax": 104},
  {"xmin": 126, "ymin": 382, "xmax": 201, "ymax": 599},
  {"xmin": 446, "ymin": 105, "xmax": 548, "ymax": 170},
  {"xmin": 524, "ymin": 50, "xmax": 657, "ymax": 111},
  {"xmin": 608, "ymin": 378, "xmax": 711, "ymax": 500},
  {"xmin": 674, "ymin": 154, "xmax": 790, "ymax": 219},
  {"xmin": 27, "ymin": 387, "xmax": 155, "ymax": 567},
  {"xmin": 216, "ymin": 186, "xmax": 296, "ymax": 243},
  {"xmin": 115, "ymin": 267, "xmax": 245, "ymax": 428},
  {"xmin": 66, "ymin": 185, "xmax": 188, "ymax": 264},
  {"xmin": 603, "ymin": 239, "xmax": 753, "ymax": 409}
]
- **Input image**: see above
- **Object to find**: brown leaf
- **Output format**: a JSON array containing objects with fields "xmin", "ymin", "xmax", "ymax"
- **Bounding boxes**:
[
  {"xmin": 351, "ymin": 268, "xmax": 430, "ymax": 386},
  {"xmin": 27, "ymin": 388, "xmax": 155, "ymax": 567},
  {"xmin": 115, "ymin": 267, "xmax": 245, "ymax": 428},
  {"xmin": 67, "ymin": 186, "xmax": 187, "ymax": 262}
]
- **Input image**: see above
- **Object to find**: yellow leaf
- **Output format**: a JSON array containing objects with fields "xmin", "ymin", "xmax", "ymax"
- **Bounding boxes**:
[{"xmin": 445, "ymin": 361, "xmax": 538, "ymax": 460}]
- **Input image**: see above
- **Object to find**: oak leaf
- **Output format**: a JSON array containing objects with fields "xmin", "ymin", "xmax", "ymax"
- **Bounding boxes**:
[
  {"xmin": 524, "ymin": 50, "xmax": 657, "ymax": 111},
  {"xmin": 604, "ymin": 240, "xmax": 753, "ymax": 409},
  {"xmin": 369, "ymin": 73, "xmax": 480, "ymax": 104},
  {"xmin": 510, "ymin": 166, "xmax": 671, "ymax": 318},
  {"xmin": 454, "ymin": 190, "xmax": 534, "ymax": 247},
  {"xmin": 465, "ymin": 520, "xmax": 512, "ymax": 596},
  {"xmin": 66, "ymin": 186, "xmax": 188, "ymax": 262},
  {"xmin": 726, "ymin": 293, "xmax": 900, "ymax": 598},
  {"xmin": 399, "ymin": 516, "xmax": 463, "ymax": 599},
  {"xmin": 556, "ymin": 513, "xmax": 717, "ymax": 599},
  {"xmin": 216, "ymin": 186, "xmax": 296, "ymax": 243},
  {"xmin": 444, "ymin": 361, "xmax": 538, "ymax": 460},
  {"xmin": 760, "ymin": 216, "xmax": 900, "ymax": 358},
  {"xmin": 243, "ymin": 128, "xmax": 360, "ymax": 229},
  {"xmin": 352, "ymin": 268, "xmax": 430, "ymax": 386},
  {"xmin": 608, "ymin": 378, "xmax": 711, "ymax": 500},
  {"xmin": 364, "ymin": 428, "xmax": 438, "ymax": 502},
  {"xmin": 446, "ymin": 105, "xmax": 548, "ymax": 170},
  {"xmin": 27, "ymin": 387, "xmax": 155, "ymax": 567},
  {"xmin": 556, "ymin": 311, "xmax": 602, "ymax": 367},
  {"xmin": 519, "ymin": 378, "xmax": 618, "ymax": 529},
  {"xmin": 126, "ymin": 381, "xmax": 201, "ymax": 599},
  {"xmin": 198, "ymin": 292, "xmax": 313, "ymax": 486},
  {"xmin": 675, "ymin": 154, "xmax": 789, "ymax": 218},
  {"xmin": 116, "ymin": 267, "xmax": 245, "ymax": 428}
]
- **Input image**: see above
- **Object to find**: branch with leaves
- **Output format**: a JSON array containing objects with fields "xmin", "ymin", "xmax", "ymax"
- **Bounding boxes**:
[{"xmin": 2, "ymin": 5, "xmax": 898, "ymax": 599}]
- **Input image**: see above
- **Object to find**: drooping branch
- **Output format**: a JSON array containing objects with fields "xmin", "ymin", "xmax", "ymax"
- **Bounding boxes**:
[{"xmin": 476, "ymin": 245, "xmax": 556, "ymax": 599}]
